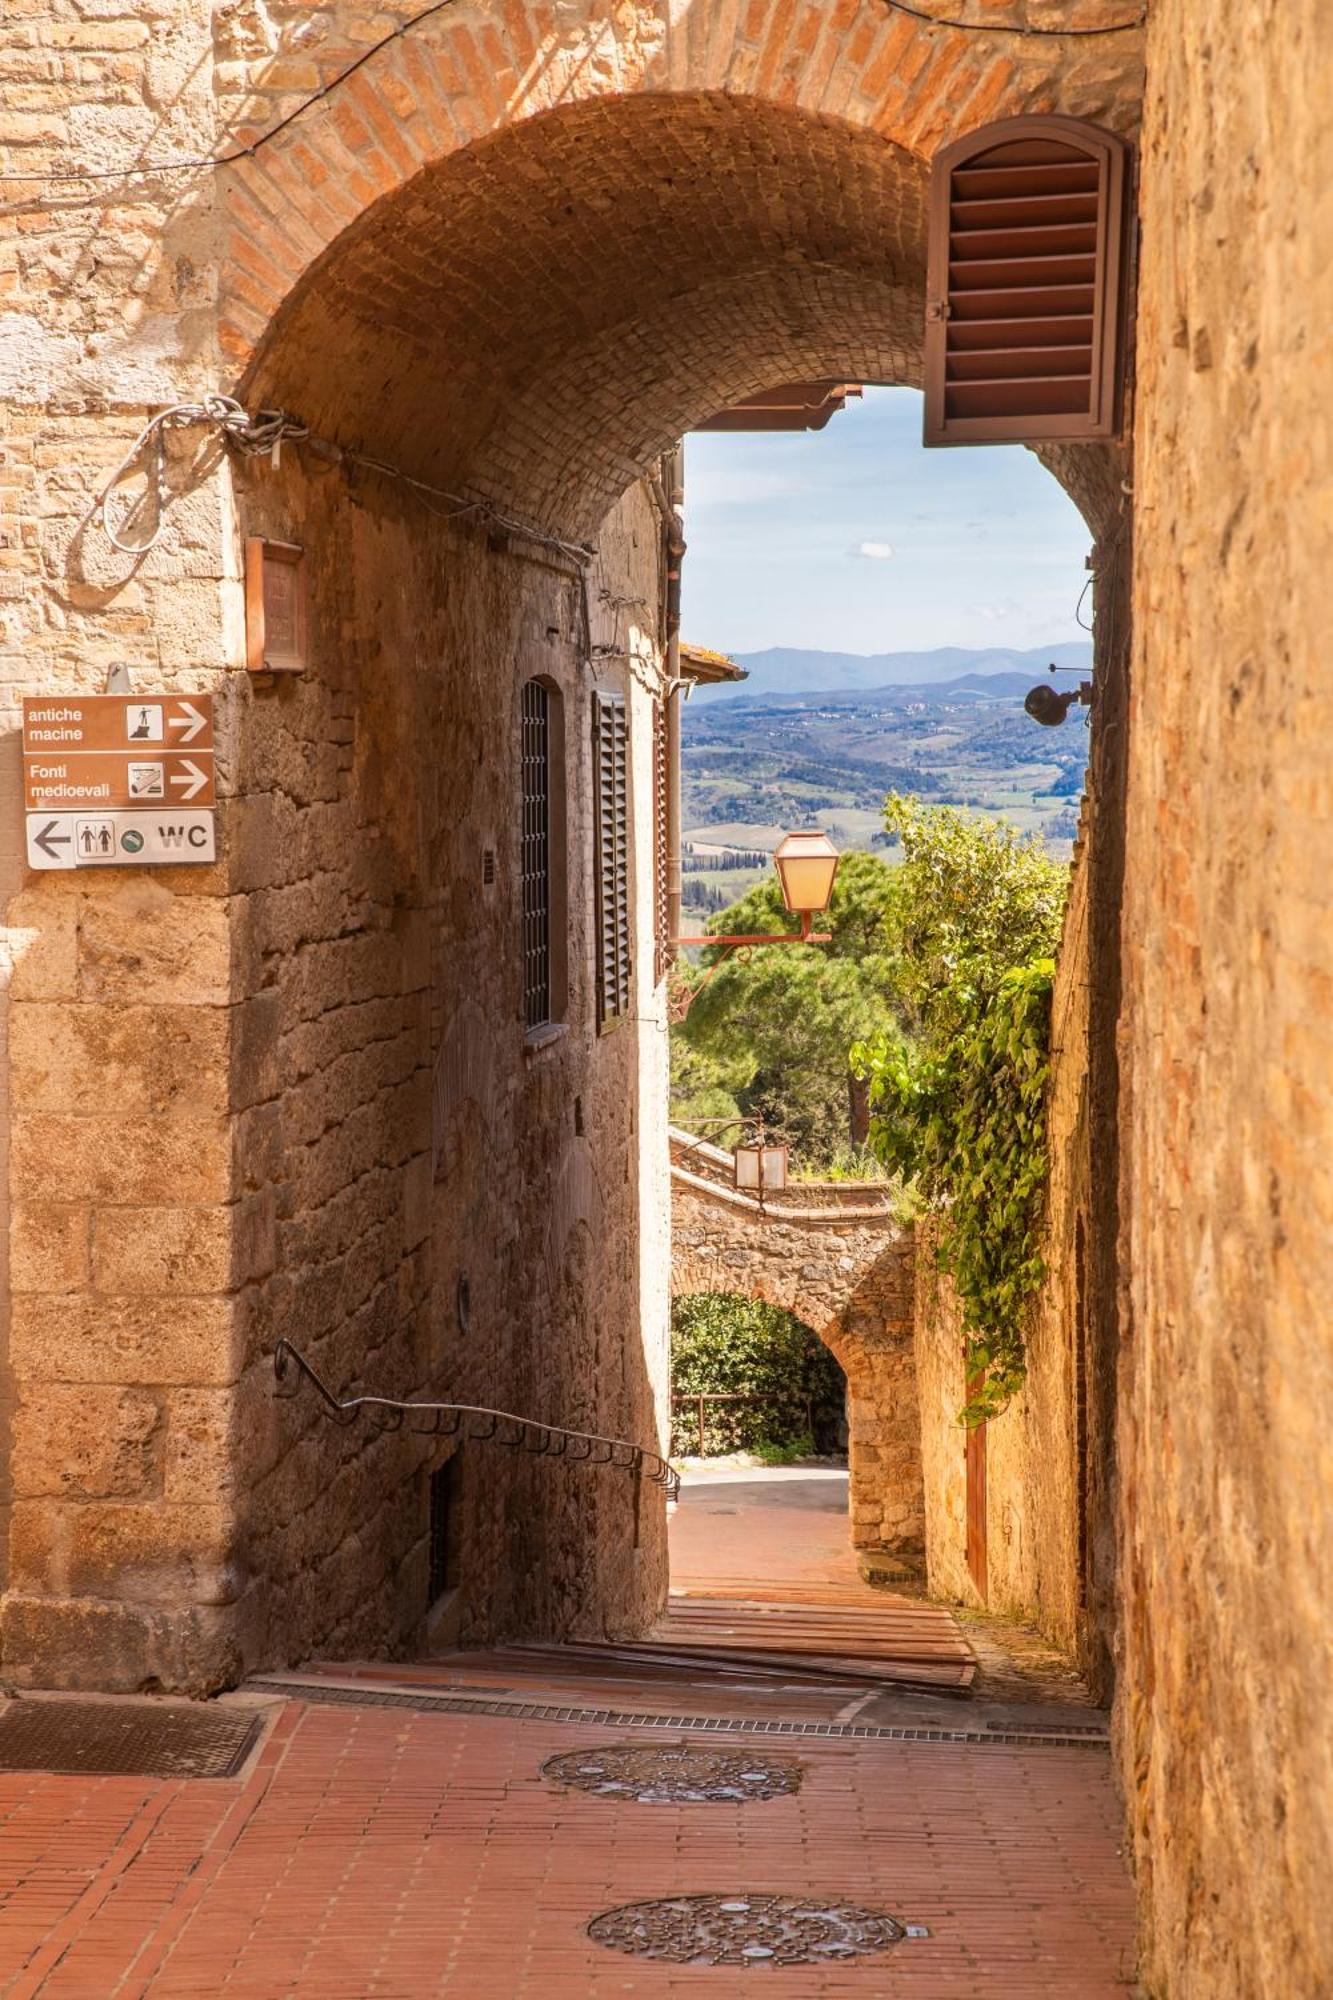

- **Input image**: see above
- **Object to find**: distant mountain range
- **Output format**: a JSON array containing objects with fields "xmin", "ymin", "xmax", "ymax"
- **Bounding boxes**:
[{"xmin": 689, "ymin": 642, "xmax": 1093, "ymax": 702}]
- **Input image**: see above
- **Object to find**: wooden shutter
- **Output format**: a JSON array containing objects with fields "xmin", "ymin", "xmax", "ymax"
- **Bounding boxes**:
[
  {"xmin": 520, "ymin": 677, "xmax": 551, "ymax": 1030},
  {"xmin": 593, "ymin": 692, "xmax": 631, "ymax": 1024},
  {"xmin": 924, "ymin": 115, "xmax": 1133, "ymax": 446},
  {"xmin": 651, "ymin": 698, "xmax": 669, "ymax": 986}
]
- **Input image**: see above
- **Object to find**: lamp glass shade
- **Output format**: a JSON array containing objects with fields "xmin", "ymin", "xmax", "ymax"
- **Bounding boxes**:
[
  {"xmin": 733, "ymin": 1142, "xmax": 789, "ymax": 1193},
  {"xmin": 773, "ymin": 829, "xmax": 840, "ymax": 915}
]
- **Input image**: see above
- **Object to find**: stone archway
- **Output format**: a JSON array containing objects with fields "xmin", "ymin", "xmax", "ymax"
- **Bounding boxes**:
[
  {"xmin": 0, "ymin": 0, "xmax": 1143, "ymax": 1692},
  {"xmin": 670, "ymin": 1134, "xmax": 922, "ymax": 1565}
]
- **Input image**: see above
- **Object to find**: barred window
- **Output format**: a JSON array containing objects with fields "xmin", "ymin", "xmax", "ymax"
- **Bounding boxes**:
[
  {"xmin": 593, "ymin": 691, "xmax": 632, "ymax": 1024},
  {"xmin": 520, "ymin": 677, "xmax": 569, "ymax": 1031}
]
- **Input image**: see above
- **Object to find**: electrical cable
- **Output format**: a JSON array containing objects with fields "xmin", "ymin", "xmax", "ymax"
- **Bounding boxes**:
[
  {"xmin": 2, "ymin": 0, "xmax": 1145, "ymax": 187},
  {"xmin": 96, "ymin": 396, "xmax": 595, "ymax": 565},
  {"xmin": 880, "ymin": 0, "xmax": 1143, "ymax": 35},
  {"xmin": 0, "ymin": 0, "xmax": 468, "ymax": 185}
]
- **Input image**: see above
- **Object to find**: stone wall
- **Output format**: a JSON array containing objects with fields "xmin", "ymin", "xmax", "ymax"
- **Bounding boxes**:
[
  {"xmin": 1116, "ymin": 3, "xmax": 1333, "ymax": 1993},
  {"xmin": 225, "ymin": 471, "xmax": 673, "ymax": 1674},
  {"xmin": 670, "ymin": 1137, "xmax": 921, "ymax": 1561},
  {"xmin": 1, "ymin": 446, "xmax": 673, "ymax": 1688}
]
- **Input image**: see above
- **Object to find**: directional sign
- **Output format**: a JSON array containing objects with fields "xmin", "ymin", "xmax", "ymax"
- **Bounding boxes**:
[
  {"xmin": 22, "ymin": 694, "xmax": 213, "ymax": 752},
  {"xmin": 25, "ymin": 810, "xmax": 217, "ymax": 870},
  {"xmin": 21, "ymin": 695, "xmax": 218, "ymax": 870},
  {"xmin": 23, "ymin": 751, "xmax": 215, "ymax": 811}
]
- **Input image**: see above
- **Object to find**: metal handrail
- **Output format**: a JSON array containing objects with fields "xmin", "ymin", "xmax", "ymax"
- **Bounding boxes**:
[{"xmin": 273, "ymin": 1338, "xmax": 681, "ymax": 1504}]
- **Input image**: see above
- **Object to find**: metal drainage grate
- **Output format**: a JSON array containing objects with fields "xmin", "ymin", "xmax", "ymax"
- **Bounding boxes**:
[
  {"xmin": 543, "ymin": 1742, "xmax": 802, "ymax": 1804},
  {"xmin": 588, "ymin": 1893, "xmax": 906, "ymax": 1966},
  {"xmin": 0, "ymin": 1700, "xmax": 261, "ymax": 1780}
]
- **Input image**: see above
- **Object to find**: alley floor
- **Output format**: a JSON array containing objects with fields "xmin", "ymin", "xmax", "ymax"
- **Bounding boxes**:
[{"xmin": 0, "ymin": 1472, "xmax": 1139, "ymax": 1997}]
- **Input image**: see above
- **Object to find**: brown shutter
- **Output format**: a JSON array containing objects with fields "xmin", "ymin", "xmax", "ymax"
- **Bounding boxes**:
[
  {"xmin": 924, "ymin": 115, "xmax": 1133, "ymax": 447},
  {"xmin": 520, "ymin": 677, "xmax": 552, "ymax": 1030},
  {"xmin": 652, "ymin": 698, "xmax": 669, "ymax": 986},
  {"xmin": 593, "ymin": 691, "xmax": 632, "ymax": 1025}
]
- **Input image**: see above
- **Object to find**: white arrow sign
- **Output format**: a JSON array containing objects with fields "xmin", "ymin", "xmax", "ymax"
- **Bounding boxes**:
[
  {"xmin": 168, "ymin": 759, "xmax": 209, "ymax": 801},
  {"xmin": 168, "ymin": 701, "xmax": 207, "ymax": 744}
]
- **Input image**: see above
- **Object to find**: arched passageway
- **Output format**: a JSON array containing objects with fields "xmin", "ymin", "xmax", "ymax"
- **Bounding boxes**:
[
  {"xmin": 670, "ymin": 1132, "xmax": 922, "ymax": 1564},
  {"xmin": 218, "ymin": 51, "xmax": 1134, "ymax": 1673},
  {"xmin": 0, "ymin": 0, "xmax": 1140, "ymax": 1697}
]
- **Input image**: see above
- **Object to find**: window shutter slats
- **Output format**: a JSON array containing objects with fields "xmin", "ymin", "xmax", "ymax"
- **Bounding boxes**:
[
  {"xmin": 652, "ymin": 699, "xmax": 669, "ymax": 986},
  {"xmin": 593, "ymin": 692, "xmax": 632, "ymax": 1024},
  {"xmin": 924, "ymin": 114, "xmax": 1133, "ymax": 447},
  {"xmin": 520, "ymin": 678, "xmax": 551, "ymax": 1031}
]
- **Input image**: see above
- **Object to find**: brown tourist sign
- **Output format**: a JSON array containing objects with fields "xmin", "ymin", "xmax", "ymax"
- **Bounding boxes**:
[
  {"xmin": 21, "ymin": 693, "xmax": 218, "ymax": 869},
  {"xmin": 24, "ymin": 751, "xmax": 214, "ymax": 811}
]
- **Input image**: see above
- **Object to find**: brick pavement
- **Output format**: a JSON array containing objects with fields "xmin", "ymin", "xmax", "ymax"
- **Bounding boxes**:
[{"xmin": 0, "ymin": 1694, "xmax": 1138, "ymax": 1997}]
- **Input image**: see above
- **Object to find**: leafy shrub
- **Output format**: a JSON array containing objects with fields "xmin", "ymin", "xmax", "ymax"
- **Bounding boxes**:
[{"xmin": 670, "ymin": 1293, "xmax": 845, "ymax": 1457}]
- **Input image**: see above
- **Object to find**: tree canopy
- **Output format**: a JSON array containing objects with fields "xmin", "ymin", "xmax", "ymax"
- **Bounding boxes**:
[{"xmin": 670, "ymin": 850, "xmax": 905, "ymax": 1167}]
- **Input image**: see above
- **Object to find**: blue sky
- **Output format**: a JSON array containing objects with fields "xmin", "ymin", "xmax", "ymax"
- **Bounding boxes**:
[{"xmin": 681, "ymin": 386, "xmax": 1095, "ymax": 658}]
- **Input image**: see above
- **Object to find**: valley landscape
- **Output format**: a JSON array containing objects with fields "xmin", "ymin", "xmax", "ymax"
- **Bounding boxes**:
[{"xmin": 680, "ymin": 643, "xmax": 1091, "ymax": 913}]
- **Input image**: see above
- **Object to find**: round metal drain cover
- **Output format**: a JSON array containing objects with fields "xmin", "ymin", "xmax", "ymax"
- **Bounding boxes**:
[
  {"xmin": 543, "ymin": 1743, "xmax": 801, "ymax": 1804},
  {"xmin": 587, "ymin": 1892, "xmax": 906, "ymax": 1965}
]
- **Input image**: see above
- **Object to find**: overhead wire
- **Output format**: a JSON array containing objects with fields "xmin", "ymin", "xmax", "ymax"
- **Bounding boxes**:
[
  {"xmin": 0, "ymin": 0, "xmax": 469, "ymax": 185},
  {"xmin": 96, "ymin": 396, "xmax": 595, "ymax": 565},
  {"xmin": 2, "ymin": 0, "xmax": 1146, "ymax": 188},
  {"xmin": 880, "ymin": 1, "xmax": 1144, "ymax": 35}
]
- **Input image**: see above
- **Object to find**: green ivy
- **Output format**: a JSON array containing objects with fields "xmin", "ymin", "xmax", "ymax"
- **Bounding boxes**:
[{"xmin": 852, "ymin": 959, "xmax": 1053, "ymax": 1426}]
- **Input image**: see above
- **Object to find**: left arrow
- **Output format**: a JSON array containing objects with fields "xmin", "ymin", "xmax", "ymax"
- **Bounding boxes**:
[{"xmin": 34, "ymin": 821, "xmax": 71, "ymax": 860}]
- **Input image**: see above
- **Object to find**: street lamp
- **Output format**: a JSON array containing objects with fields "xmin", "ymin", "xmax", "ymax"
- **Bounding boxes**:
[
  {"xmin": 733, "ymin": 1135, "xmax": 789, "ymax": 1198},
  {"xmin": 669, "ymin": 828, "xmax": 840, "ymax": 1021},
  {"xmin": 773, "ymin": 828, "xmax": 840, "ymax": 924}
]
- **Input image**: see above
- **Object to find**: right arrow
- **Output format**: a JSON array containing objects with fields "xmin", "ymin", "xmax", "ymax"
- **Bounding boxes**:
[
  {"xmin": 168, "ymin": 701, "xmax": 207, "ymax": 744},
  {"xmin": 168, "ymin": 759, "xmax": 209, "ymax": 801},
  {"xmin": 34, "ymin": 821, "xmax": 71, "ymax": 861}
]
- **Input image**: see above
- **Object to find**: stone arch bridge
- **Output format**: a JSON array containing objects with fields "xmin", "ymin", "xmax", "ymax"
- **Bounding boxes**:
[{"xmin": 669, "ymin": 1132, "xmax": 923, "ymax": 1564}]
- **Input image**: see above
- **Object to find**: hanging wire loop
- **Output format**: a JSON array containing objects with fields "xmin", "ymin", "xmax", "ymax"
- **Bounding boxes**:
[
  {"xmin": 273, "ymin": 1339, "xmax": 681, "ymax": 1503},
  {"xmin": 96, "ymin": 398, "xmax": 595, "ymax": 566}
]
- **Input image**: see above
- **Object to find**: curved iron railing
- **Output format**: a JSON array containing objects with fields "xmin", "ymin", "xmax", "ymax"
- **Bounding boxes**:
[{"xmin": 273, "ymin": 1338, "xmax": 681, "ymax": 1505}]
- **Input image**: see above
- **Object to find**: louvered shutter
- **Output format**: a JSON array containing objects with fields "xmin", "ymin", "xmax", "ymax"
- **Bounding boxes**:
[
  {"xmin": 520, "ymin": 677, "xmax": 552, "ymax": 1030},
  {"xmin": 593, "ymin": 692, "xmax": 632, "ymax": 1024},
  {"xmin": 924, "ymin": 115, "xmax": 1133, "ymax": 446},
  {"xmin": 651, "ymin": 698, "xmax": 669, "ymax": 986}
]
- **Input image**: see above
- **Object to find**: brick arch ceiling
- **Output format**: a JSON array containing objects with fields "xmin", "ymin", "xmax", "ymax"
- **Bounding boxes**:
[
  {"xmin": 245, "ymin": 89, "xmax": 1129, "ymax": 541},
  {"xmin": 245, "ymin": 93, "xmax": 928, "ymax": 538}
]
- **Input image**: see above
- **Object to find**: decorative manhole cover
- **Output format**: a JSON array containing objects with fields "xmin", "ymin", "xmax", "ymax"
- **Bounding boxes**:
[
  {"xmin": 587, "ymin": 1893, "xmax": 906, "ymax": 1965},
  {"xmin": 543, "ymin": 1743, "xmax": 802, "ymax": 1803},
  {"xmin": 0, "ymin": 1699, "xmax": 261, "ymax": 1780}
]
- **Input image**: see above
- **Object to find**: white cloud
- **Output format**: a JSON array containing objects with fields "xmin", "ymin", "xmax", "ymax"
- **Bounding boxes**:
[{"xmin": 850, "ymin": 540, "xmax": 894, "ymax": 560}]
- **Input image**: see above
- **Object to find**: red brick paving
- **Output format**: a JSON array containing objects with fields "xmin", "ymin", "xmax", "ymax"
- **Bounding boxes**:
[
  {"xmin": 0, "ymin": 1697, "xmax": 1137, "ymax": 1996},
  {"xmin": 0, "ymin": 1476, "xmax": 1136, "ymax": 1994}
]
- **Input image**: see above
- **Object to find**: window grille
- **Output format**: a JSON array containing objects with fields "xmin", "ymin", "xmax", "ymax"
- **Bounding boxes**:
[
  {"xmin": 593, "ymin": 691, "xmax": 632, "ymax": 1024},
  {"xmin": 652, "ymin": 698, "xmax": 670, "ymax": 986},
  {"xmin": 520, "ymin": 678, "xmax": 552, "ymax": 1029},
  {"xmin": 924, "ymin": 114, "xmax": 1133, "ymax": 446}
]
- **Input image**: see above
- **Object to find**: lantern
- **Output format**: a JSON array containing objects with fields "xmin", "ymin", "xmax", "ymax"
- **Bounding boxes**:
[
  {"xmin": 773, "ymin": 829, "xmax": 840, "ymax": 916},
  {"xmin": 733, "ymin": 1139, "xmax": 789, "ymax": 1196}
]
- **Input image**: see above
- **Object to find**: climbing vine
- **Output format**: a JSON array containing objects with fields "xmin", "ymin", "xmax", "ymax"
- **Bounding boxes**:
[
  {"xmin": 848, "ymin": 796, "xmax": 1066, "ymax": 1428},
  {"xmin": 852, "ymin": 961, "xmax": 1053, "ymax": 1425}
]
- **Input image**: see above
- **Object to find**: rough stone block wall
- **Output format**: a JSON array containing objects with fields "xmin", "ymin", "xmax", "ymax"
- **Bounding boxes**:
[
  {"xmin": 226, "ymin": 464, "xmax": 672, "ymax": 1670},
  {"xmin": 670, "ymin": 1145, "xmax": 921, "ymax": 1559},
  {"xmin": 1118, "ymin": 3, "xmax": 1333, "ymax": 1993}
]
